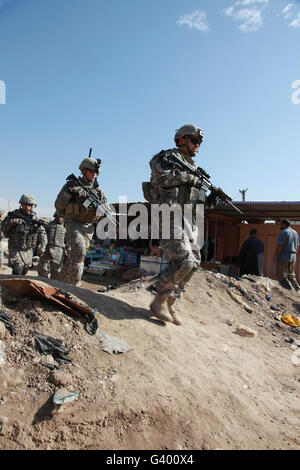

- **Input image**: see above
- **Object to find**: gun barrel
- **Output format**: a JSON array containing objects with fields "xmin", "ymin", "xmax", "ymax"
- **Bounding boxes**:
[{"xmin": 225, "ymin": 199, "xmax": 243, "ymax": 215}]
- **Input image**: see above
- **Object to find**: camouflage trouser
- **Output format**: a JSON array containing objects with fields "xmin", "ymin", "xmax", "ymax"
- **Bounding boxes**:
[
  {"xmin": 59, "ymin": 221, "xmax": 94, "ymax": 285},
  {"xmin": 156, "ymin": 228, "xmax": 201, "ymax": 299},
  {"xmin": 37, "ymin": 247, "xmax": 64, "ymax": 280},
  {"xmin": 8, "ymin": 246, "xmax": 33, "ymax": 275}
]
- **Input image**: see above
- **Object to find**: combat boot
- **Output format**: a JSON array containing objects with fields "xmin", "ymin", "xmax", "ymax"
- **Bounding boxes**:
[
  {"xmin": 150, "ymin": 295, "xmax": 172, "ymax": 323},
  {"xmin": 167, "ymin": 297, "xmax": 182, "ymax": 326}
]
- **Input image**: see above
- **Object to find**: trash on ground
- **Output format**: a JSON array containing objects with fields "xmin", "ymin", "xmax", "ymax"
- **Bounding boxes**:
[
  {"xmin": 281, "ymin": 314, "xmax": 300, "ymax": 328},
  {"xmin": 53, "ymin": 388, "xmax": 79, "ymax": 406},
  {"xmin": 0, "ymin": 278, "xmax": 99, "ymax": 335},
  {"xmin": 98, "ymin": 330, "xmax": 133, "ymax": 355},
  {"xmin": 0, "ymin": 308, "xmax": 16, "ymax": 336},
  {"xmin": 34, "ymin": 333, "xmax": 72, "ymax": 364},
  {"xmin": 227, "ymin": 288, "xmax": 253, "ymax": 314}
]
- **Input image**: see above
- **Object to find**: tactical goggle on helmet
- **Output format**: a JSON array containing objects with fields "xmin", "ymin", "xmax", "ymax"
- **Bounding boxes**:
[
  {"xmin": 19, "ymin": 194, "xmax": 37, "ymax": 207},
  {"xmin": 79, "ymin": 158, "xmax": 101, "ymax": 175},
  {"xmin": 174, "ymin": 124, "xmax": 204, "ymax": 145}
]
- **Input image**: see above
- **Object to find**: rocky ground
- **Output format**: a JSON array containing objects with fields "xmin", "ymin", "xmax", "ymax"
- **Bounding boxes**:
[{"xmin": 0, "ymin": 261, "xmax": 299, "ymax": 450}]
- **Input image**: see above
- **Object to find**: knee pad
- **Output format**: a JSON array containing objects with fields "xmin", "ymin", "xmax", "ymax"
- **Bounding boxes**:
[{"xmin": 12, "ymin": 262, "xmax": 25, "ymax": 275}]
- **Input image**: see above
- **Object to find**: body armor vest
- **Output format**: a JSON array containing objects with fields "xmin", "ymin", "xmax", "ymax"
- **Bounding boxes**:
[{"xmin": 47, "ymin": 221, "xmax": 65, "ymax": 248}]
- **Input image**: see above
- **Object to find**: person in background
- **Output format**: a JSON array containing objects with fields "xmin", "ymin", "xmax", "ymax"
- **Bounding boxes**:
[
  {"xmin": 1, "ymin": 194, "xmax": 47, "ymax": 275},
  {"xmin": 273, "ymin": 219, "xmax": 300, "ymax": 291},
  {"xmin": 238, "ymin": 229, "xmax": 264, "ymax": 276},
  {"xmin": 37, "ymin": 212, "xmax": 66, "ymax": 279},
  {"xmin": 55, "ymin": 157, "xmax": 106, "ymax": 286}
]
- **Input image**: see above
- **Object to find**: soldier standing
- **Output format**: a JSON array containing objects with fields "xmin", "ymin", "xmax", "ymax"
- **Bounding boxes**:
[
  {"xmin": 1, "ymin": 194, "xmax": 47, "ymax": 275},
  {"xmin": 143, "ymin": 124, "xmax": 207, "ymax": 325},
  {"xmin": 55, "ymin": 157, "xmax": 107, "ymax": 286},
  {"xmin": 37, "ymin": 213, "xmax": 66, "ymax": 279}
]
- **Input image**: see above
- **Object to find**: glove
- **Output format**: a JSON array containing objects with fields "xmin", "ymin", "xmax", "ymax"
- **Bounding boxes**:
[{"xmin": 69, "ymin": 187, "xmax": 86, "ymax": 198}]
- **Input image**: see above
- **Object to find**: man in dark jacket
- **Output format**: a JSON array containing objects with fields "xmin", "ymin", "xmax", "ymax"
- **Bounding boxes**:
[{"xmin": 238, "ymin": 229, "xmax": 264, "ymax": 276}]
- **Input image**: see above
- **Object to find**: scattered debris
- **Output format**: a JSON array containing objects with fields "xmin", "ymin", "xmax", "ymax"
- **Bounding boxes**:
[
  {"xmin": 0, "ymin": 279, "xmax": 99, "ymax": 335},
  {"xmin": 0, "ymin": 309, "xmax": 16, "ymax": 336},
  {"xmin": 227, "ymin": 288, "xmax": 253, "ymax": 314},
  {"xmin": 53, "ymin": 388, "xmax": 79, "ymax": 408},
  {"xmin": 281, "ymin": 315, "xmax": 300, "ymax": 328},
  {"xmin": 234, "ymin": 325, "xmax": 257, "ymax": 338},
  {"xmin": 97, "ymin": 330, "xmax": 133, "ymax": 355},
  {"xmin": 34, "ymin": 333, "xmax": 72, "ymax": 364}
]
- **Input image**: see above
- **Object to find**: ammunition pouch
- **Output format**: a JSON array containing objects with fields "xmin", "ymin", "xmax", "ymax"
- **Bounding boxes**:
[
  {"xmin": 142, "ymin": 182, "xmax": 160, "ymax": 203},
  {"xmin": 190, "ymin": 187, "xmax": 206, "ymax": 203}
]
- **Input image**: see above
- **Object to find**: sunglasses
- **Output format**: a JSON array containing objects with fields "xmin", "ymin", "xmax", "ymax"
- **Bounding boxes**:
[{"xmin": 189, "ymin": 137, "xmax": 202, "ymax": 145}]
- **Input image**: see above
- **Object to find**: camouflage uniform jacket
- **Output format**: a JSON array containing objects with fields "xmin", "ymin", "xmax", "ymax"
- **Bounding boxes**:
[
  {"xmin": 149, "ymin": 148, "xmax": 206, "ymax": 206},
  {"xmin": 55, "ymin": 177, "xmax": 107, "ymax": 225},
  {"xmin": 1, "ymin": 209, "xmax": 47, "ymax": 253}
]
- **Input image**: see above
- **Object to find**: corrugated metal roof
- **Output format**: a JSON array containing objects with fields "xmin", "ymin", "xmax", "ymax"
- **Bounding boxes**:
[{"xmin": 208, "ymin": 201, "xmax": 300, "ymax": 221}]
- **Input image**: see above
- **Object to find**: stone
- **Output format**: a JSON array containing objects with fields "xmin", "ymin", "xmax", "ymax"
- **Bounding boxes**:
[
  {"xmin": 49, "ymin": 370, "xmax": 71, "ymax": 387},
  {"xmin": 234, "ymin": 325, "xmax": 257, "ymax": 337}
]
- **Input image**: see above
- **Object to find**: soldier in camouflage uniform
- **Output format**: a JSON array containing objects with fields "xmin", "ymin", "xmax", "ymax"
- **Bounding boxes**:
[
  {"xmin": 37, "ymin": 213, "xmax": 66, "ymax": 279},
  {"xmin": 143, "ymin": 124, "xmax": 206, "ymax": 326},
  {"xmin": 55, "ymin": 157, "xmax": 106, "ymax": 286},
  {"xmin": 1, "ymin": 194, "xmax": 47, "ymax": 275}
]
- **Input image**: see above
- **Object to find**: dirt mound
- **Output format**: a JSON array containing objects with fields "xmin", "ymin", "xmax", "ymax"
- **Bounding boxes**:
[{"xmin": 0, "ymin": 269, "xmax": 299, "ymax": 450}]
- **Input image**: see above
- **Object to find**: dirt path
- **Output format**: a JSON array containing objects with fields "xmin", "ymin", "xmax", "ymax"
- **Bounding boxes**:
[{"xmin": 0, "ymin": 266, "xmax": 299, "ymax": 450}]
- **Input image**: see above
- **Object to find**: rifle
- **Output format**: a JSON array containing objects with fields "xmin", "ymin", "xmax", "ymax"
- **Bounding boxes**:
[
  {"xmin": 162, "ymin": 152, "xmax": 243, "ymax": 215},
  {"xmin": 6, "ymin": 211, "xmax": 47, "ymax": 229},
  {"xmin": 66, "ymin": 174, "xmax": 118, "ymax": 228}
]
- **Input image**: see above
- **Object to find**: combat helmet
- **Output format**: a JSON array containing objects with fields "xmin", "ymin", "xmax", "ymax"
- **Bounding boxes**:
[
  {"xmin": 79, "ymin": 158, "xmax": 101, "ymax": 175},
  {"xmin": 19, "ymin": 194, "xmax": 37, "ymax": 207},
  {"xmin": 174, "ymin": 124, "xmax": 204, "ymax": 144}
]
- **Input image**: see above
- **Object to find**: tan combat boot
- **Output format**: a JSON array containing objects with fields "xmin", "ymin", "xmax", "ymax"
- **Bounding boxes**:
[
  {"xmin": 150, "ymin": 295, "xmax": 172, "ymax": 323},
  {"xmin": 167, "ymin": 298, "xmax": 182, "ymax": 326}
]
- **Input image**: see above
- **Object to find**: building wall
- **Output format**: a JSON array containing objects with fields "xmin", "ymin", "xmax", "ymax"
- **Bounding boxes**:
[{"xmin": 239, "ymin": 224, "xmax": 300, "ymax": 282}]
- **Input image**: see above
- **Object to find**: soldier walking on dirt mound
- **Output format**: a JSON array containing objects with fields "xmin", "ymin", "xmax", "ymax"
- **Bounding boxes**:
[
  {"xmin": 37, "ymin": 212, "xmax": 66, "ymax": 280},
  {"xmin": 55, "ymin": 156, "xmax": 107, "ymax": 286},
  {"xmin": 143, "ymin": 124, "xmax": 209, "ymax": 326},
  {"xmin": 1, "ymin": 194, "xmax": 47, "ymax": 275}
]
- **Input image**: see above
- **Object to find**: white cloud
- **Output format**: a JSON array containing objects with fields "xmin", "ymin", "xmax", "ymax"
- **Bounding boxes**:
[
  {"xmin": 235, "ymin": 0, "xmax": 268, "ymax": 5},
  {"xmin": 177, "ymin": 10, "xmax": 209, "ymax": 32},
  {"xmin": 281, "ymin": 3, "xmax": 300, "ymax": 28},
  {"xmin": 222, "ymin": 0, "xmax": 269, "ymax": 32},
  {"xmin": 282, "ymin": 4, "xmax": 294, "ymax": 20},
  {"xmin": 289, "ymin": 11, "xmax": 300, "ymax": 27}
]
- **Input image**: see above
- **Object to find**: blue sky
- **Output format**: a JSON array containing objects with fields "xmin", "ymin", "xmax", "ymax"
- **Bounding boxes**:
[{"xmin": 0, "ymin": 0, "xmax": 299, "ymax": 216}]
